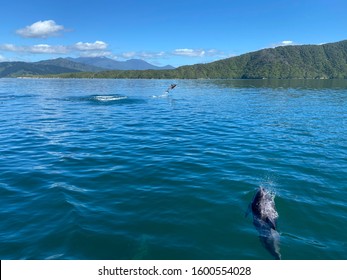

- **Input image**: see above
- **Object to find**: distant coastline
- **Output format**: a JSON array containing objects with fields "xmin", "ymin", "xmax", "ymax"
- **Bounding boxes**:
[{"xmin": 2, "ymin": 40, "xmax": 347, "ymax": 79}]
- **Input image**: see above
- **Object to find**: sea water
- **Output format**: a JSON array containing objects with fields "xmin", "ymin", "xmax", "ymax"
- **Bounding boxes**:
[{"xmin": 0, "ymin": 78, "xmax": 346, "ymax": 259}]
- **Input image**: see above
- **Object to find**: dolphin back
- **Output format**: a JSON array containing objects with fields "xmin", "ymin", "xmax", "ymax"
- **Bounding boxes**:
[{"xmin": 249, "ymin": 187, "xmax": 281, "ymax": 260}]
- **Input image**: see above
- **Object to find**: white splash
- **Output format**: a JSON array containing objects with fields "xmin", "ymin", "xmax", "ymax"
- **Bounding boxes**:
[
  {"xmin": 152, "ymin": 93, "xmax": 169, "ymax": 98},
  {"xmin": 93, "ymin": 95, "xmax": 127, "ymax": 102},
  {"xmin": 259, "ymin": 188, "xmax": 279, "ymax": 221}
]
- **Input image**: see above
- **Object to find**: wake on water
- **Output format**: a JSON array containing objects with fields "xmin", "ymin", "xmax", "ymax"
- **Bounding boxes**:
[
  {"xmin": 91, "ymin": 95, "xmax": 128, "ymax": 102},
  {"xmin": 152, "ymin": 92, "xmax": 171, "ymax": 98}
]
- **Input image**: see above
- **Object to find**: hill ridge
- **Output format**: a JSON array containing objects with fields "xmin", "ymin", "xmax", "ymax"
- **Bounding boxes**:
[
  {"xmin": 67, "ymin": 57, "xmax": 175, "ymax": 70},
  {"xmin": 2, "ymin": 40, "xmax": 347, "ymax": 79},
  {"xmin": 46, "ymin": 39, "xmax": 347, "ymax": 79},
  {"xmin": 0, "ymin": 57, "xmax": 174, "ymax": 77}
]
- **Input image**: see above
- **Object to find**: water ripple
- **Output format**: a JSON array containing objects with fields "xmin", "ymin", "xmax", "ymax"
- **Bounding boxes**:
[{"xmin": 0, "ymin": 78, "xmax": 346, "ymax": 259}]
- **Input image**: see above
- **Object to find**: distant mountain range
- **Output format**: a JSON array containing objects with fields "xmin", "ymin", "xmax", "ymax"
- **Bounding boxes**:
[
  {"xmin": 67, "ymin": 57, "xmax": 174, "ymax": 70},
  {"xmin": 55, "ymin": 39, "xmax": 347, "ymax": 79},
  {"xmin": 2, "ymin": 40, "xmax": 347, "ymax": 79},
  {"xmin": 0, "ymin": 57, "xmax": 174, "ymax": 77},
  {"xmin": 36, "ymin": 58, "xmax": 105, "ymax": 72}
]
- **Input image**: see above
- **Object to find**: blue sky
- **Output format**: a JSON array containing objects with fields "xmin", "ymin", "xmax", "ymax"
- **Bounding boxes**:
[{"xmin": 1, "ymin": 0, "xmax": 347, "ymax": 66}]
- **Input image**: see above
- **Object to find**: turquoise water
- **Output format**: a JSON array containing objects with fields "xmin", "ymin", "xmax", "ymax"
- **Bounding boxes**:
[{"xmin": 0, "ymin": 78, "xmax": 346, "ymax": 260}]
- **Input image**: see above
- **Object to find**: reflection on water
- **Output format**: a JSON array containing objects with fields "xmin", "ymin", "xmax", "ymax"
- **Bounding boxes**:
[{"xmin": 210, "ymin": 79, "xmax": 347, "ymax": 89}]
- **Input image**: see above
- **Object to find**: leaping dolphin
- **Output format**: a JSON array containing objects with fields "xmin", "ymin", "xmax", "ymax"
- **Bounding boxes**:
[
  {"xmin": 247, "ymin": 187, "xmax": 281, "ymax": 260},
  {"xmin": 165, "ymin": 84, "xmax": 177, "ymax": 93}
]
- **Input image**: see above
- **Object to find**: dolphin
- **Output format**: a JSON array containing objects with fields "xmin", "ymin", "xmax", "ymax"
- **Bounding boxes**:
[
  {"xmin": 247, "ymin": 187, "xmax": 281, "ymax": 260},
  {"xmin": 165, "ymin": 84, "xmax": 177, "ymax": 93}
]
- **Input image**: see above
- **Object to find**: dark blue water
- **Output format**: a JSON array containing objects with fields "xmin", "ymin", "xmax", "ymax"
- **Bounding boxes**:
[{"xmin": 0, "ymin": 78, "xmax": 346, "ymax": 260}]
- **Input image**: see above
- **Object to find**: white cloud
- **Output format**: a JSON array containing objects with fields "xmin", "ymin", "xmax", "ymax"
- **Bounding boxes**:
[
  {"xmin": 0, "ymin": 54, "xmax": 7, "ymax": 62},
  {"xmin": 0, "ymin": 38, "xmax": 227, "ymax": 66},
  {"xmin": 1, "ymin": 44, "xmax": 18, "ymax": 52},
  {"xmin": 29, "ymin": 44, "xmax": 68, "ymax": 54},
  {"xmin": 171, "ymin": 48, "xmax": 228, "ymax": 59},
  {"xmin": 74, "ymin": 41, "xmax": 108, "ymax": 51},
  {"xmin": 281, "ymin": 40, "xmax": 294, "ymax": 45},
  {"xmin": 1, "ymin": 40, "xmax": 110, "ymax": 56},
  {"xmin": 122, "ymin": 52, "xmax": 137, "ymax": 58},
  {"xmin": 121, "ymin": 51, "xmax": 165, "ymax": 59},
  {"xmin": 140, "ymin": 51, "xmax": 165, "ymax": 59},
  {"xmin": 73, "ymin": 41, "xmax": 111, "ymax": 57},
  {"xmin": 120, "ymin": 48, "xmax": 227, "ymax": 65},
  {"xmin": 206, "ymin": 49, "xmax": 219, "ymax": 55},
  {"xmin": 79, "ymin": 50, "xmax": 113, "ymax": 57},
  {"xmin": 271, "ymin": 40, "xmax": 296, "ymax": 48},
  {"xmin": 173, "ymin": 48, "xmax": 206, "ymax": 57},
  {"xmin": 16, "ymin": 20, "xmax": 65, "ymax": 38},
  {"xmin": 0, "ymin": 43, "xmax": 68, "ymax": 54}
]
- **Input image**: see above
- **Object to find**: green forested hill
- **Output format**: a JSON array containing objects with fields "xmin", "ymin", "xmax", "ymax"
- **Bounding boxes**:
[
  {"xmin": 160, "ymin": 40, "xmax": 347, "ymax": 79},
  {"xmin": 196, "ymin": 39, "xmax": 347, "ymax": 79},
  {"xmin": 0, "ymin": 58, "xmax": 105, "ymax": 77},
  {"xmin": 0, "ymin": 61, "xmax": 81, "ymax": 77},
  {"xmin": 27, "ymin": 40, "xmax": 347, "ymax": 79}
]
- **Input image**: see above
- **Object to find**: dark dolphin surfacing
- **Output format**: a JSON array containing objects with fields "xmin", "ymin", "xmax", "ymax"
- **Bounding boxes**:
[{"xmin": 248, "ymin": 187, "xmax": 281, "ymax": 260}]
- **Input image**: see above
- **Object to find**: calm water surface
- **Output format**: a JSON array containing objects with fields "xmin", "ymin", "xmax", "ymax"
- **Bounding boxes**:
[{"xmin": 0, "ymin": 78, "xmax": 346, "ymax": 259}]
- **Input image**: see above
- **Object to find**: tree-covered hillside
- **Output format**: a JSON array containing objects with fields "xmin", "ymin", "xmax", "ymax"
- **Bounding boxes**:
[
  {"xmin": 173, "ymin": 40, "xmax": 347, "ymax": 79},
  {"xmin": 25, "ymin": 40, "xmax": 347, "ymax": 79},
  {"xmin": 0, "ymin": 61, "xmax": 80, "ymax": 77}
]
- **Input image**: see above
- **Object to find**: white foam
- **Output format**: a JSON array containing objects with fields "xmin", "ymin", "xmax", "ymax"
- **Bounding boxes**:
[
  {"xmin": 260, "ymin": 190, "xmax": 279, "ymax": 220},
  {"xmin": 93, "ymin": 95, "xmax": 127, "ymax": 102},
  {"xmin": 152, "ymin": 93, "xmax": 169, "ymax": 98}
]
